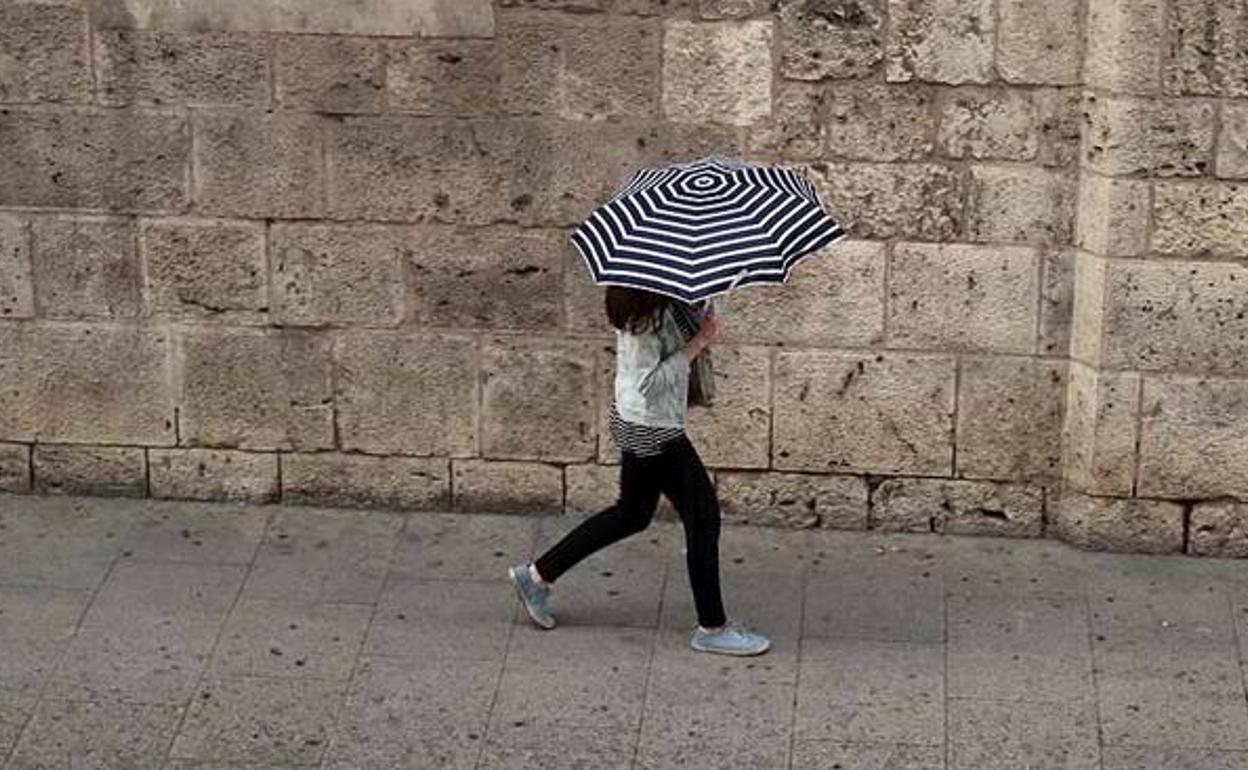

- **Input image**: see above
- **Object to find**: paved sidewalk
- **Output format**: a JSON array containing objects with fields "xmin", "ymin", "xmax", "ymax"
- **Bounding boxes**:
[{"xmin": 1, "ymin": 493, "xmax": 1247, "ymax": 769}]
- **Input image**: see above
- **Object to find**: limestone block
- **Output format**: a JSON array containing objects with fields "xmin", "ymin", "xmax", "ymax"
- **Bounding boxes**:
[
  {"xmin": 0, "ymin": 323, "xmax": 175, "ymax": 445},
  {"xmin": 613, "ymin": 0, "xmax": 697, "ymax": 14},
  {"xmin": 1164, "ymin": 0, "xmax": 1248, "ymax": 97},
  {"xmin": 701, "ymin": 0, "xmax": 772, "ymax": 18},
  {"xmin": 140, "ymin": 218, "xmax": 267, "ymax": 323},
  {"xmin": 995, "ymin": 0, "xmax": 1081, "ymax": 85},
  {"xmin": 747, "ymin": 82, "xmax": 825, "ymax": 160},
  {"xmin": 773, "ymin": 351, "xmax": 955, "ymax": 475},
  {"xmin": 1101, "ymin": 259, "xmax": 1248, "ymax": 373},
  {"xmin": 95, "ymin": 29, "xmax": 269, "ymax": 106},
  {"xmin": 481, "ymin": 336, "xmax": 597, "ymax": 463},
  {"xmin": 1152, "ymin": 180, "xmax": 1248, "ymax": 258},
  {"xmin": 1217, "ymin": 101, "xmax": 1248, "ymax": 179},
  {"xmin": 0, "ymin": 3, "xmax": 90, "ymax": 102},
  {"xmin": 0, "ymin": 108, "xmax": 188, "ymax": 212},
  {"xmin": 565, "ymin": 463, "xmax": 618, "ymax": 516},
  {"xmin": 0, "ymin": 443, "xmax": 31, "ymax": 493},
  {"xmin": 937, "ymin": 88, "xmax": 1037, "ymax": 161},
  {"xmin": 1081, "ymin": 94, "xmax": 1216, "ymax": 177},
  {"xmin": 777, "ymin": 0, "xmax": 885, "ymax": 81},
  {"xmin": 1189, "ymin": 501, "xmax": 1248, "ymax": 557},
  {"xmin": 273, "ymin": 36, "xmax": 383, "ymax": 113},
  {"xmin": 32, "ymin": 444, "xmax": 147, "ymax": 498},
  {"xmin": 193, "ymin": 111, "xmax": 325, "ymax": 219},
  {"xmin": 1032, "ymin": 87, "xmax": 1083, "ymax": 168},
  {"xmin": 1137, "ymin": 375, "xmax": 1248, "ymax": 499},
  {"xmin": 826, "ymin": 82, "xmax": 934, "ymax": 161},
  {"xmin": 1084, "ymin": 0, "xmax": 1162, "ymax": 94},
  {"xmin": 719, "ymin": 239, "xmax": 884, "ymax": 346},
  {"xmin": 873, "ymin": 477, "xmax": 1043, "ymax": 536},
  {"xmin": 717, "ymin": 471, "xmax": 868, "ymax": 529},
  {"xmin": 334, "ymin": 331, "xmax": 476, "ymax": 457},
  {"xmin": 886, "ymin": 0, "xmax": 994, "ymax": 84},
  {"xmin": 452, "ymin": 459, "xmax": 563, "ymax": 515},
  {"xmin": 1068, "ymin": 250, "xmax": 1107, "ymax": 366},
  {"xmin": 149, "ymin": 448, "xmax": 278, "ymax": 502},
  {"xmin": 501, "ymin": 13, "xmax": 660, "ymax": 120},
  {"xmin": 407, "ymin": 226, "xmax": 562, "ymax": 330},
  {"xmin": 31, "ymin": 216, "xmax": 141, "ymax": 319},
  {"xmin": 179, "ymin": 328, "xmax": 334, "ymax": 452},
  {"xmin": 564, "ymin": 243, "xmax": 614, "ymax": 336},
  {"xmin": 685, "ymin": 345, "xmax": 771, "ymax": 469},
  {"xmin": 1038, "ymin": 249, "xmax": 1074, "ymax": 357},
  {"xmin": 386, "ymin": 40, "xmax": 500, "ymax": 116},
  {"xmin": 662, "ymin": 20, "xmax": 772, "ymax": 126},
  {"xmin": 806, "ymin": 161, "xmax": 965, "ymax": 241},
  {"xmin": 966, "ymin": 165, "xmax": 1075, "ymax": 246},
  {"xmin": 1061, "ymin": 363, "xmax": 1139, "ymax": 497},
  {"xmin": 887, "ymin": 242, "xmax": 1039, "ymax": 354},
  {"xmin": 497, "ymin": 0, "xmax": 602, "ymax": 10},
  {"xmin": 281, "ymin": 452, "xmax": 450, "ymax": 511},
  {"xmin": 1050, "ymin": 491, "xmax": 1183, "ymax": 554},
  {"xmin": 957, "ymin": 357, "xmax": 1065, "ymax": 481},
  {"xmin": 269, "ymin": 223, "xmax": 405, "ymax": 327},
  {"xmin": 0, "ymin": 214, "xmax": 34, "ymax": 319},
  {"xmin": 1074, "ymin": 174, "xmax": 1150, "ymax": 257}
]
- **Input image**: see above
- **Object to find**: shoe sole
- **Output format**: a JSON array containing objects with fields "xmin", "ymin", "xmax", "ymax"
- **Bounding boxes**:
[
  {"xmin": 507, "ymin": 567, "xmax": 556, "ymax": 630},
  {"xmin": 690, "ymin": 639, "xmax": 771, "ymax": 656}
]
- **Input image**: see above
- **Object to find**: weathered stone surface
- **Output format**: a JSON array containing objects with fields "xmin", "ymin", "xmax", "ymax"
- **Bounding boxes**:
[
  {"xmin": 452, "ymin": 459, "xmax": 563, "ymax": 515},
  {"xmin": 0, "ymin": 323, "xmax": 175, "ymax": 445},
  {"xmin": 685, "ymin": 345, "xmax": 771, "ymax": 469},
  {"xmin": 0, "ymin": 3, "xmax": 90, "ymax": 102},
  {"xmin": 1152, "ymin": 181, "xmax": 1248, "ymax": 258},
  {"xmin": 1137, "ymin": 375, "xmax": 1248, "ymax": 499},
  {"xmin": 886, "ymin": 0, "xmax": 994, "ymax": 84},
  {"xmin": 502, "ymin": 13, "xmax": 660, "ymax": 120},
  {"xmin": 564, "ymin": 463, "xmax": 617, "ymax": 516},
  {"xmin": 32, "ymin": 444, "xmax": 146, "ymax": 498},
  {"xmin": 386, "ymin": 40, "xmax": 499, "ymax": 116},
  {"xmin": 1081, "ymin": 94, "xmax": 1216, "ymax": 177},
  {"xmin": 701, "ymin": 0, "xmax": 774, "ymax": 19},
  {"xmin": 334, "ymin": 331, "xmax": 476, "ymax": 457},
  {"xmin": 140, "ymin": 218, "xmax": 267, "ymax": 323},
  {"xmin": 1050, "ymin": 491, "xmax": 1183, "ymax": 554},
  {"xmin": 1101, "ymin": 259, "xmax": 1248, "ymax": 373},
  {"xmin": 497, "ymin": 0, "xmax": 602, "ymax": 11},
  {"xmin": 1084, "ymin": 0, "xmax": 1162, "ymax": 94},
  {"xmin": 149, "ymin": 448, "xmax": 279, "ymax": 502},
  {"xmin": 995, "ymin": 0, "xmax": 1081, "ymax": 85},
  {"xmin": 407, "ymin": 226, "xmax": 562, "ymax": 329},
  {"xmin": 1069, "ymin": 250, "xmax": 1106, "ymax": 366},
  {"xmin": 826, "ymin": 82, "xmax": 934, "ymax": 161},
  {"xmin": 1164, "ymin": 0, "xmax": 1248, "ymax": 97},
  {"xmin": 1217, "ymin": 102, "xmax": 1248, "ymax": 179},
  {"xmin": 1075, "ymin": 174, "xmax": 1150, "ymax": 257},
  {"xmin": 269, "ymin": 224, "xmax": 406, "ymax": 327},
  {"xmin": 30, "ymin": 217, "xmax": 141, "ymax": 319},
  {"xmin": 746, "ymin": 82, "xmax": 824, "ymax": 160},
  {"xmin": 0, "ymin": 108, "xmax": 188, "ymax": 212},
  {"xmin": 0, "ymin": 214, "xmax": 34, "ymax": 319},
  {"xmin": 773, "ymin": 351, "xmax": 955, "ymax": 475},
  {"xmin": 662, "ymin": 20, "xmax": 772, "ymax": 126},
  {"xmin": 565, "ymin": 245, "xmax": 614, "ymax": 336},
  {"xmin": 873, "ymin": 477, "xmax": 1043, "ymax": 536},
  {"xmin": 937, "ymin": 88, "xmax": 1038, "ymax": 161},
  {"xmin": 887, "ymin": 242, "xmax": 1039, "ymax": 354},
  {"xmin": 1061, "ymin": 363, "xmax": 1139, "ymax": 497},
  {"xmin": 720, "ymin": 239, "xmax": 884, "ymax": 346},
  {"xmin": 273, "ymin": 36, "xmax": 383, "ymax": 113},
  {"xmin": 0, "ymin": 443, "xmax": 31, "ymax": 493},
  {"xmin": 193, "ymin": 111, "xmax": 325, "ymax": 219},
  {"xmin": 957, "ymin": 357, "xmax": 1065, "ymax": 481},
  {"xmin": 1190, "ymin": 500, "xmax": 1248, "ymax": 557},
  {"xmin": 281, "ymin": 452, "xmax": 450, "ymax": 511},
  {"xmin": 481, "ymin": 337, "xmax": 596, "ymax": 463},
  {"xmin": 718, "ymin": 471, "xmax": 868, "ymax": 529},
  {"xmin": 967, "ymin": 165, "xmax": 1075, "ymax": 246},
  {"xmin": 179, "ymin": 328, "xmax": 334, "ymax": 451},
  {"xmin": 1032, "ymin": 87, "xmax": 1083, "ymax": 168},
  {"xmin": 1038, "ymin": 249, "xmax": 1074, "ymax": 356},
  {"xmin": 612, "ymin": 0, "xmax": 697, "ymax": 14},
  {"xmin": 98, "ymin": 0, "xmax": 496, "ymax": 37},
  {"xmin": 95, "ymin": 29, "xmax": 269, "ymax": 106},
  {"xmin": 806, "ymin": 161, "xmax": 965, "ymax": 241},
  {"xmin": 777, "ymin": 0, "xmax": 885, "ymax": 81}
]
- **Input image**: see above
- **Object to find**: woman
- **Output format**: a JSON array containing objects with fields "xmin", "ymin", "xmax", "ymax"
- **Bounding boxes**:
[{"xmin": 507, "ymin": 286, "xmax": 771, "ymax": 656}]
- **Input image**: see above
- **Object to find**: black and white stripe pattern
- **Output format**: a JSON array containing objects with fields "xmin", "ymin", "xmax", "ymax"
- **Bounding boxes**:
[{"xmin": 572, "ymin": 155, "xmax": 849, "ymax": 303}]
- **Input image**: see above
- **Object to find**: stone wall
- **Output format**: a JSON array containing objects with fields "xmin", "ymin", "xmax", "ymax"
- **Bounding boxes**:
[{"xmin": 0, "ymin": 0, "xmax": 1245, "ymax": 556}]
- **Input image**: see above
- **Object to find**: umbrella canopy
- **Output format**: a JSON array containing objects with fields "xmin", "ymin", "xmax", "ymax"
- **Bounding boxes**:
[{"xmin": 571, "ymin": 155, "xmax": 849, "ymax": 303}]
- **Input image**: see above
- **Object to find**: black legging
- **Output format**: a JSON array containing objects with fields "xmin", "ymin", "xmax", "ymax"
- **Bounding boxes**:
[{"xmin": 534, "ymin": 436, "xmax": 727, "ymax": 628}]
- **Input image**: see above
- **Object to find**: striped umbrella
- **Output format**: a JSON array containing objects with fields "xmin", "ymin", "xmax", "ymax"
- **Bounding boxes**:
[{"xmin": 571, "ymin": 155, "xmax": 850, "ymax": 303}]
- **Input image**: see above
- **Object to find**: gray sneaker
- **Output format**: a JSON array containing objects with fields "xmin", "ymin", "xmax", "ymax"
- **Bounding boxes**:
[
  {"xmin": 508, "ymin": 563, "xmax": 556, "ymax": 630},
  {"xmin": 690, "ymin": 620, "xmax": 771, "ymax": 656}
]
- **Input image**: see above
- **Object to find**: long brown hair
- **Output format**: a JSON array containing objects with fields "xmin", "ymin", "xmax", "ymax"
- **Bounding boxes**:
[{"xmin": 605, "ymin": 285, "xmax": 669, "ymax": 334}]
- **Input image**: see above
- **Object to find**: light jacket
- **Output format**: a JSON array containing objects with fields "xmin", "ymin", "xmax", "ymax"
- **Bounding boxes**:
[{"xmin": 614, "ymin": 305, "xmax": 690, "ymax": 429}]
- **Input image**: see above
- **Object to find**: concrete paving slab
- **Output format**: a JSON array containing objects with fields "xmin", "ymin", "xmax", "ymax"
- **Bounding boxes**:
[
  {"xmin": 0, "ymin": 495, "xmax": 133, "ymax": 587},
  {"xmin": 365, "ymin": 575, "xmax": 516, "ymax": 661},
  {"xmin": 946, "ymin": 697, "xmax": 1100, "ymax": 769},
  {"xmin": 392, "ymin": 511, "xmax": 538, "ymax": 582},
  {"xmin": 791, "ymin": 740, "xmax": 945, "ymax": 770},
  {"xmin": 5, "ymin": 698, "xmax": 183, "ymax": 770},
  {"xmin": 208, "ymin": 598, "xmax": 374, "ymax": 681},
  {"xmin": 116, "ymin": 500, "xmax": 269, "ymax": 565}
]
